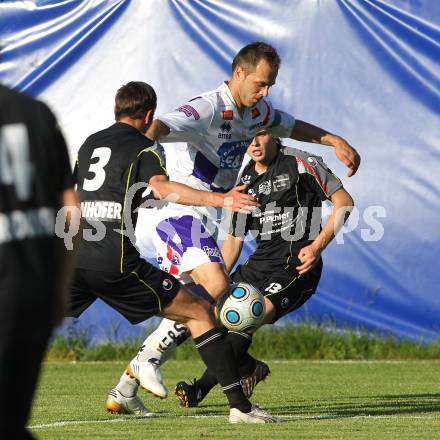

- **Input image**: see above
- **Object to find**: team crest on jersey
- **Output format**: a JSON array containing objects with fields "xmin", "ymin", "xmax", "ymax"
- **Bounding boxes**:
[
  {"xmin": 258, "ymin": 180, "xmax": 272, "ymax": 195},
  {"xmin": 241, "ymin": 174, "xmax": 252, "ymax": 185},
  {"xmin": 222, "ymin": 109, "xmax": 234, "ymax": 120},
  {"xmin": 272, "ymin": 174, "xmax": 290, "ymax": 192},
  {"xmin": 281, "ymin": 297, "xmax": 290, "ymax": 309},
  {"xmin": 251, "ymin": 107, "xmax": 261, "ymax": 119}
]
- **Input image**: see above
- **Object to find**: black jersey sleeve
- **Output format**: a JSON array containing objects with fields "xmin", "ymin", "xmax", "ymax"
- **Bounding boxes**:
[
  {"xmin": 284, "ymin": 147, "xmax": 343, "ymax": 200},
  {"xmin": 136, "ymin": 142, "xmax": 168, "ymax": 183}
]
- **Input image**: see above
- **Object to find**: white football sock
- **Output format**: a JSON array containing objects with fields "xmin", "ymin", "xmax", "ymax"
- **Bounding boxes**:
[
  {"xmin": 115, "ymin": 370, "xmax": 138, "ymax": 397},
  {"xmin": 135, "ymin": 318, "xmax": 188, "ymax": 363}
]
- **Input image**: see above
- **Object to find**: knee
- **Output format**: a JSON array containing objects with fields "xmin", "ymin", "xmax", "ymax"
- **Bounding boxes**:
[{"xmin": 202, "ymin": 273, "xmax": 229, "ymax": 300}]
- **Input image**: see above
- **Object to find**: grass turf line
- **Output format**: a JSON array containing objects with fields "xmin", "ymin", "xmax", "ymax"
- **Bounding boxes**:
[{"xmin": 30, "ymin": 360, "xmax": 440, "ymax": 439}]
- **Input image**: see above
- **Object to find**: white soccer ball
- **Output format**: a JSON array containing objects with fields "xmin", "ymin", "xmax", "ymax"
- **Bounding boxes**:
[{"xmin": 218, "ymin": 283, "xmax": 266, "ymax": 332}]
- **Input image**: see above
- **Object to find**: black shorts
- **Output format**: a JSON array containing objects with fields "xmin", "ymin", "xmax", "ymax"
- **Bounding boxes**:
[
  {"xmin": 231, "ymin": 259, "xmax": 323, "ymax": 323},
  {"xmin": 67, "ymin": 261, "xmax": 181, "ymax": 324}
]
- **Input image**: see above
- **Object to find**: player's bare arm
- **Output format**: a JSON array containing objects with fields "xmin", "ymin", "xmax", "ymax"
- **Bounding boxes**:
[
  {"xmin": 221, "ymin": 233, "xmax": 244, "ymax": 273},
  {"xmin": 296, "ymin": 187, "xmax": 354, "ymax": 275},
  {"xmin": 149, "ymin": 175, "xmax": 257, "ymax": 212},
  {"xmin": 146, "ymin": 119, "xmax": 170, "ymax": 141},
  {"xmin": 290, "ymin": 120, "xmax": 360, "ymax": 177}
]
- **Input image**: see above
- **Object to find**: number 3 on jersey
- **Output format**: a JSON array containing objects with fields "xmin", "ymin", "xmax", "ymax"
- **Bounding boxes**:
[{"xmin": 83, "ymin": 147, "xmax": 111, "ymax": 191}]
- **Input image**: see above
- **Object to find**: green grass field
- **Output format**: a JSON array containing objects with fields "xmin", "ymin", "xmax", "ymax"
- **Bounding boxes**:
[{"xmin": 29, "ymin": 360, "xmax": 440, "ymax": 439}]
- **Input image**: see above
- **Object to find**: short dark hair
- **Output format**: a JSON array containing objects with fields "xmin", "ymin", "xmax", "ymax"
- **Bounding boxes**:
[
  {"xmin": 114, "ymin": 81, "xmax": 157, "ymax": 121},
  {"xmin": 232, "ymin": 42, "xmax": 281, "ymax": 74}
]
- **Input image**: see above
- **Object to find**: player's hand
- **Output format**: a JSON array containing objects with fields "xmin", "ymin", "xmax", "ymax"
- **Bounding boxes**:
[
  {"xmin": 332, "ymin": 136, "xmax": 360, "ymax": 177},
  {"xmin": 296, "ymin": 244, "xmax": 320, "ymax": 275},
  {"xmin": 223, "ymin": 184, "xmax": 258, "ymax": 213}
]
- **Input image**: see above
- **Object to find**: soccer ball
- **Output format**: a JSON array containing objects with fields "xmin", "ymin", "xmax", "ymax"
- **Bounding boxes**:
[{"xmin": 218, "ymin": 283, "xmax": 266, "ymax": 332}]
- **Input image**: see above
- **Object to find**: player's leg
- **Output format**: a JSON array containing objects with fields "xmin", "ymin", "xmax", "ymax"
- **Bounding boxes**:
[
  {"xmin": 175, "ymin": 297, "xmax": 273, "ymax": 408},
  {"xmin": 126, "ymin": 262, "xmax": 228, "ymax": 379},
  {"xmin": 100, "ymin": 262, "xmax": 279, "ymax": 423},
  {"xmin": 116, "ymin": 221, "xmax": 228, "ymax": 400},
  {"xmin": 122, "ymin": 262, "xmax": 228, "ymax": 400},
  {"xmin": 176, "ymin": 262, "xmax": 323, "ymax": 406},
  {"xmin": 189, "ymin": 261, "xmax": 230, "ymax": 301},
  {"xmin": 121, "ymin": 317, "xmax": 188, "ymax": 400},
  {"xmin": 162, "ymin": 285, "xmax": 281, "ymax": 423},
  {"xmin": 110, "ymin": 211, "xmax": 191, "ymax": 401}
]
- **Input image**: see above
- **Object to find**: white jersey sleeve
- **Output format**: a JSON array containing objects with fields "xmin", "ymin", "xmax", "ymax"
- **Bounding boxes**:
[
  {"xmin": 243, "ymin": 98, "xmax": 295, "ymax": 139},
  {"xmin": 268, "ymin": 107, "xmax": 296, "ymax": 138},
  {"xmin": 158, "ymin": 97, "xmax": 214, "ymax": 144}
]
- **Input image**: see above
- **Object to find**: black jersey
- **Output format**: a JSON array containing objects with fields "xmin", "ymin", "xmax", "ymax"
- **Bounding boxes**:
[
  {"xmin": 230, "ymin": 147, "xmax": 342, "ymax": 270},
  {"xmin": 74, "ymin": 122, "xmax": 166, "ymax": 272},
  {"xmin": 0, "ymin": 85, "xmax": 73, "ymax": 296}
]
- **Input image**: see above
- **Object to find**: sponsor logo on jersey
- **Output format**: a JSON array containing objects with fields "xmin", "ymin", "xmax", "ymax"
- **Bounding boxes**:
[
  {"xmin": 218, "ymin": 121, "xmax": 232, "ymax": 139},
  {"xmin": 272, "ymin": 174, "xmax": 290, "ymax": 192},
  {"xmin": 218, "ymin": 133, "xmax": 232, "ymax": 139},
  {"xmin": 217, "ymin": 140, "xmax": 249, "ymax": 169},
  {"xmin": 222, "ymin": 109, "xmax": 234, "ymax": 120},
  {"xmin": 177, "ymin": 104, "xmax": 200, "ymax": 120},
  {"xmin": 251, "ymin": 107, "xmax": 261, "ymax": 119},
  {"xmin": 202, "ymin": 245, "xmax": 222, "ymax": 259},
  {"xmin": 259, "ymin": 210, "xmax": 292, "ymax": 224},
  {"xmin": 220, "ymin": 121, "xmax": 232, "ymax": 132},
  {"xmin": 258, "ymin": 180, "xmax": 272, "ymax": 195},
  {"xmin": 80, "ymin": 201, "xmax": 122, "ymax": 221}
]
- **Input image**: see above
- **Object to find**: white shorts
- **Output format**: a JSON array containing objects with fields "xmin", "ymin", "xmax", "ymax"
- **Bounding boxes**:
[{"xmin": 135, "ymin": 204, "xmax": 224, "ymax": 281}]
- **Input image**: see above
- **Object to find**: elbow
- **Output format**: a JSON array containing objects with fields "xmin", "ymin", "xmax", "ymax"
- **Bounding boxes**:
[{"xmin": 342, "ymin": 193, "xmax": 354, "ymax": 223}]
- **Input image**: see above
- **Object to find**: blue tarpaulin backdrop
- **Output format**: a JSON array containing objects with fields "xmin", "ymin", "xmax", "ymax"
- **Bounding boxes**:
[{"xmin": 1, "ymin": 0, "xmax": 439, "ymax": 342}]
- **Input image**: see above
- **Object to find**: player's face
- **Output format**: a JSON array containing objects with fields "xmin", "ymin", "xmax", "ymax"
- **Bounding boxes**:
[
  {"xmin": 247, "ymin": 131, "xmax": 277, "ymax": 163},
  {"xmin": 238, "ymin": 59, "xmax": 277, "ymax": 107}
]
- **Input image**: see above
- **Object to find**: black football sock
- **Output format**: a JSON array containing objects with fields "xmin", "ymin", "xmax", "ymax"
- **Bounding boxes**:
[
  {"xmin": 229, "ymin": 331, "xmax": 256, "ymax": 377},
  {"xmin": 193, "ymin": 328, "xmax": 251, "ymax": 412},
  {"xmin": 196, "ymin": 368, "xmax": 219, "ymax": 400},
  {"xmin": 195, "ymin": 331, "xmax": 256, "ymax": 399}
]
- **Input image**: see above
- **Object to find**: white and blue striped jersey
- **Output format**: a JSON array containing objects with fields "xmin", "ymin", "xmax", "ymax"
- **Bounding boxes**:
[
  {"xmin": 159, "ymin": 82, "xmax": 295, "ymax": 192},
  {"xmin": 135, "ymin": 83, "xmax": 295, "ymax": 275}
]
